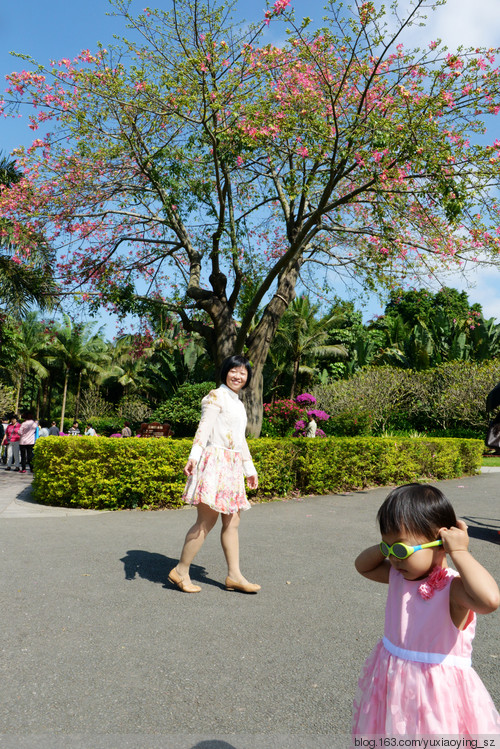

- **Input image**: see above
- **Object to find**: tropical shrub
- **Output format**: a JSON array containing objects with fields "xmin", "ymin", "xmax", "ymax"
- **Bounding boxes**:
[
  {"xmin": 314, "ymin": 360, "xmax": 500, "ymax": 436},
  {"xmin": 0, "ymin": 383, "xmax": 16, "ymax": 416},
  {"xmin": 32, "ymin": 434, "xmax": 482, "ymax": 510},
  {"xmin": 152, "ymin": 381, "xmax": 215, "ymax": 437},
  {"xmin": 260, "ymin": 398, "xmax": 306, "ymax": 437},
  {"xmin": 33, "ymin": 436, "xmax": 189, "ymax": 509},
  {"xmin": 314, "ymin": 367, "xmax": 411, "ymax": 434}
]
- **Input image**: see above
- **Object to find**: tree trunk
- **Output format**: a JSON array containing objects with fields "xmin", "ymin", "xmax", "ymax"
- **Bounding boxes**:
[
  {"xmin": 198, "ymin": 260, "xmax": 302, "ymax": 437},
  {"xmin": 41, "ymin": 379, "xmax": 49, "ymax": 422},
  {"xmin": 59, "ymin": 369, "xmax": 69, "ymax": 432},
  {"xmin": 14, "ymin": 377, "xmax": 22, "ymax": 414},
  {"xmin": 47, "ymin": 380, "xmax": 52, "ymax": 422},
  {"xmin": 74, "ymin": 371, "xmax": 82, "ymax": 420},
  {"xmin": 242, "ymin": 262, "xmax": 303, "ymax": 435},
  {"xmin": 290, "ymin": 358, "xmax": 300, "ymax": 400},
  {"xmin": 241, "ymin": 360, "xmax": 264, "ymax": 438}
]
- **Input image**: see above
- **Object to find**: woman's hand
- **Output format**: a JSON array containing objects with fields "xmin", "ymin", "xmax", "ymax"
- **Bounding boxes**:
[
  {"xmin": 183, "ymin": 458, "xmax": 198, "ymax": 477},
  {"xmin": 246, "ymin": 474, "xmax": 258, "ymax": 490}
]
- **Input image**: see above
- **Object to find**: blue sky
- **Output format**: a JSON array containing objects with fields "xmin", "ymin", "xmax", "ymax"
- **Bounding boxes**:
[{"xmin": 1, "ymin": 0, "xmax": 500, "ymax": 333}]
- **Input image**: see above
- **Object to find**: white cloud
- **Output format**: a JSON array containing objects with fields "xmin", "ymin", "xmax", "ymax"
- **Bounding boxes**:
[
  {"xmin": 391, "ymin": 0, "xmax": 499, "ymax": 50},
  {"xmin": 415, "ymin": 0, "xmax": 499, "ymax": 49}
]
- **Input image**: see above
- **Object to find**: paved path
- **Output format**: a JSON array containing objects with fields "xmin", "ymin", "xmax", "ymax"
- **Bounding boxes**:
[
  {"xmin": 0, "ymin": 465, "xmax": 499, "ymax": 748},
  {"xmin": 0, "ymin": 467, "xmax": 103, "ymax": 517}
]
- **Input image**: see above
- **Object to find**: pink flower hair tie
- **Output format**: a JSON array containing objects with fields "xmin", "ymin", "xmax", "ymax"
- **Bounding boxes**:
[{"xmin": 418, "ymin": 566, "xmax": 451, "ymax": 600}]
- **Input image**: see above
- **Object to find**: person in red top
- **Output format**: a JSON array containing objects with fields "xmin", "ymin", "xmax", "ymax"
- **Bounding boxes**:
[
  {"xmin": 2, "ymin": 415, "xmax": 21, "ymax": 471},
  {"xmin": 19, "ymin": 412, "xmax": 38, "ymax": 473}
]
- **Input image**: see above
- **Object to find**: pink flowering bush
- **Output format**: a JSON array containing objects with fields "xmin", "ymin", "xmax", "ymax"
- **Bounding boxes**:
[
  {"xmin": 294, "ymin": 407, "xmax": 330, "ymax": 437},
  {"xmin": 307, "ymin": 409, "xmax": 329, "ymax": 422},
  {"xmin": 295, "ymin": 393, "xmax": 317, "ymax": 406},
  {"xmin": 262, "ymin": 394, "xmax": 331, "ymax": 437},
  {"xmin": 261, "ymin": 398, "xmax": 306, "ymax": 437}
]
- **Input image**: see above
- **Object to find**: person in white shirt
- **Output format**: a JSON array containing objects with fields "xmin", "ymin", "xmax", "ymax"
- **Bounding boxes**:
[
  {"xmin": 169, "ymin": 355, "xmax": 260, "ymax": 594},
  {"xmin": 84, "ymin": 424, "xmax": 96, "ymax": 436},
  {"xmin": 306, "ymin": 416, "xmax": 317, "ymax": 438},
  {"xmin": 19, "ymin": 412, "xmax": 38, "ymax": 473}
]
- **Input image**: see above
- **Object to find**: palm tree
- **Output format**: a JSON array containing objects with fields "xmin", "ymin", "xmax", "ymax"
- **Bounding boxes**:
[
  {"xmin": 0, "ymin": 153, "xmax": 59, "ymax": 317},
  {"xmin": 48, "ymin": 315, "xmax": 109, "ymax": 431},
  {"xmin": 272, "ymin": 296, "xmax": 348, "ymax": 398},
  {"xmin": 99, "ymin": 336, "xmax": 152, "ymax": 397},
  {"xmin": 142, "ymin": 324, "xmax": 210, "ymax": 399},
  {"xmin": 8, "ymin": 312, "xmax": 50, "ymax": 413}
]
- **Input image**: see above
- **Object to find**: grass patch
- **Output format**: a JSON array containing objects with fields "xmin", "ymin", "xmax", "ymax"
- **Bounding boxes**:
[{"xmin": 482, "ymin": 455, "xmax": 500, "ymax": 466}]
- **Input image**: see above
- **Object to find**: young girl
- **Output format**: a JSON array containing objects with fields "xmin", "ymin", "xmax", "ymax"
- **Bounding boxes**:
[{"xmin": 353, "ymin": 483, "xmax": 500, "ymax": 736}]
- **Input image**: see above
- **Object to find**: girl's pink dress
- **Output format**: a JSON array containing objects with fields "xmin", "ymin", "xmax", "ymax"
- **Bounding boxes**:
[{"xmin": 352, "ymin": 566, "xmax": 500, "ymax": 735}]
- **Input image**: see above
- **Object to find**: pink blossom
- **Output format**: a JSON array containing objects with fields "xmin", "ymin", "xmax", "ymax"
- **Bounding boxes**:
[{"xmin": 273, "ymin": 0, "xmax": 291, "ymax": 14}]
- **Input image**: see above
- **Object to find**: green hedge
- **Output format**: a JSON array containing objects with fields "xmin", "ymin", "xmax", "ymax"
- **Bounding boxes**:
[{"xmin": 32, "ymin": 435, "xmax": 483, "ymax": 511}]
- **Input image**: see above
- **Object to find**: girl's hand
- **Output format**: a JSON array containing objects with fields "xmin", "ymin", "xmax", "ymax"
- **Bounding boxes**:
[
  {"xmin": 183, "ymin": 458, "xmax": 197, "ymax": 477},
  {"xmin": 445, "ymin": 517, "xmax": 500, "ymax": 616},
  {"xmin": 246, "ymin": 474, "xmax": 258, "ymax": 490},
  {"xmin": 439, "ymin": 518, "xmax": 469, "ymax": 554}
]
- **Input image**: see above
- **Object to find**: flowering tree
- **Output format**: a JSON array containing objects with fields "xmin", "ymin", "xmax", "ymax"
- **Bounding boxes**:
[
  {"xmin": 2, "ymin": 0, "xmax": 500, "ymax": 434},
  {"xmin": 0, "ymin": 153, "xmax": 58, "ymax": 317}
]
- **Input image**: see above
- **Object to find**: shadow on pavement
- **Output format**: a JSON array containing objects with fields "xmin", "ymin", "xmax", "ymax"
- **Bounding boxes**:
[
  {"xmin": 120, "ymin": 550, "xmax": 225, "ymax": 590},
  {"xmin": 14, "ymin": 485, "xmax": 38, "ymax": 504},
  {"xmin": 463, "ymin": 515, "xmax": 500, "ymax": 545},
  {"xmin": 191, "ymin": 742, "xmax": 237, "ymax": 749}
]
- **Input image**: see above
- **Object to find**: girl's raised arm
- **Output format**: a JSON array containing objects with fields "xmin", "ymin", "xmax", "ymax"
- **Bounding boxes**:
[
  {"xmin": 441, "ymin": 519, "xmax": 500, "ymax": 615},
  {"xmin": 355, "ymin": 545, "xmax": 390, "ymax": 583}
]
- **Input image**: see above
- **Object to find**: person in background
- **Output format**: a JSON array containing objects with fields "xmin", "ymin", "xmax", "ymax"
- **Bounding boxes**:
[
  {"xmin": 3, "ymin": 414, "xmax": 21, "ymax": 471},
  {"xmin": 19, "ymin": 412, "xmax": 38, "ymax": 473},
  {"xmin": 84, "ymin": 423, "xmax": 96, "ymax": 436},
  {"xmin": 48, "ymin": 421, "xmax": 60, "ymax": 436},
  {"xmin": 0, "ymin": 416, "xmax": 8, "ymax": 464},
  {"xmin": 121, "ymin": 422, "xmax": 132, "ymax": 437},
  {"xmin": 38, "ymin": 423, "xmax": 50, "ymax": 438},
  {"xmin": 68, "ymin": 422, "xmax": 80, "ymax": 436},
  {"xmin": 306, "ymin": 415, "xmax": 317, "ymax": 438}
]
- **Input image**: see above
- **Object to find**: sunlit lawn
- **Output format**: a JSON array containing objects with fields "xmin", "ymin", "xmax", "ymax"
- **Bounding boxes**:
[{"xmin": 482, "ymin": 455, "xmax": 500, "ymax": 466}]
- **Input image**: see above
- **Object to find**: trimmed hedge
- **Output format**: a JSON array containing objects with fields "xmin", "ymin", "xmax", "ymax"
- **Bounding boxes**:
[{"xmin": 32, "ymin": 435, "xmax": 483, "ymax": 511}]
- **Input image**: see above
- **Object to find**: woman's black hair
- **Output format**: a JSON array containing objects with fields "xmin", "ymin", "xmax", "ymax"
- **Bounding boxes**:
[
  {"xmin": 377, "ymin": 483, "xmax": 457, "ymax": 540},
  {"xmin": 220, "ymin": 355, "xmax": 252, "ymax": 389}
]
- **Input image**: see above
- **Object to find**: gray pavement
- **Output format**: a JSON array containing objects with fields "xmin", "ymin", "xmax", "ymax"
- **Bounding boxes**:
[{"xmin": 0, "ymin": 464, "xmax": 499, "ymax": 748}]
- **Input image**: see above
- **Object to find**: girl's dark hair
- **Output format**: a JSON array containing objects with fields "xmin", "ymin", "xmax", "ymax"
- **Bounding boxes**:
[
  {"xmin": 377, "ymin": 483, "xmax": 457, "ymax": 539},
  {"xmin": 220, "ymin": 355, "xmax": 252, "ymax": 389}
]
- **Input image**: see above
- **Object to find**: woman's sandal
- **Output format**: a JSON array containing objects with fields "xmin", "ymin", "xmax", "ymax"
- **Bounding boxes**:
[
  {"xmin": 168, "ymin": 567, "xmax": 201, "ymax": 593},
  {"xmin": 225, "ymin": 576, "xmax": 261, "ymax": 593}
]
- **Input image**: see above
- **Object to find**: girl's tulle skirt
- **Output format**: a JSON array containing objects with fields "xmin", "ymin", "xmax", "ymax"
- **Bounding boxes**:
[
  {"xmin": 182, "ymin": 445, "xmax": 251, "ymax": 515},
  {"xmin": 352, "ymin": 640, "xmax": 500, "ymax": 736}
]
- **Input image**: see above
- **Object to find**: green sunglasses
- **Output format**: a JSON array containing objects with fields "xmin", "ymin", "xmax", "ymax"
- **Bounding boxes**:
[{"xmin": 380, "ymin": 539, "xmax": 443, "ymax": 560}]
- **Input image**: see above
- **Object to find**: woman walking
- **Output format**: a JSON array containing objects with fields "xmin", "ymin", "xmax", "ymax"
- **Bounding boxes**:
[
  {"xmin": 19, "ymin": 412, "xmax": 38, "ymax": 473},
  {"xmin": 169, "ymin": 355, "xmax": 260, "ymax": 594}
]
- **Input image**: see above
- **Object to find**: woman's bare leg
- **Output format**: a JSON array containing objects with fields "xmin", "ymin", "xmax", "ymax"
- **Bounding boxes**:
[
  {"xmin": 175, "ymin": 503, "xmax": 219, "ymax": 580},
  {"xmin": 220, "ymin": 511, "xmax": 260, "ymax": 591},
  {"xmin": 220, "ymin": 510, "xmax": 242, "ymax": 580}
]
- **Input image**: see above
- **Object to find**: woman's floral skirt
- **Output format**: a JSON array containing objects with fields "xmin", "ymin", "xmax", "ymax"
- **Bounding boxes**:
[{"xmin": 182, "ymin": 445, "xmax": 251, "ymax": 514}]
